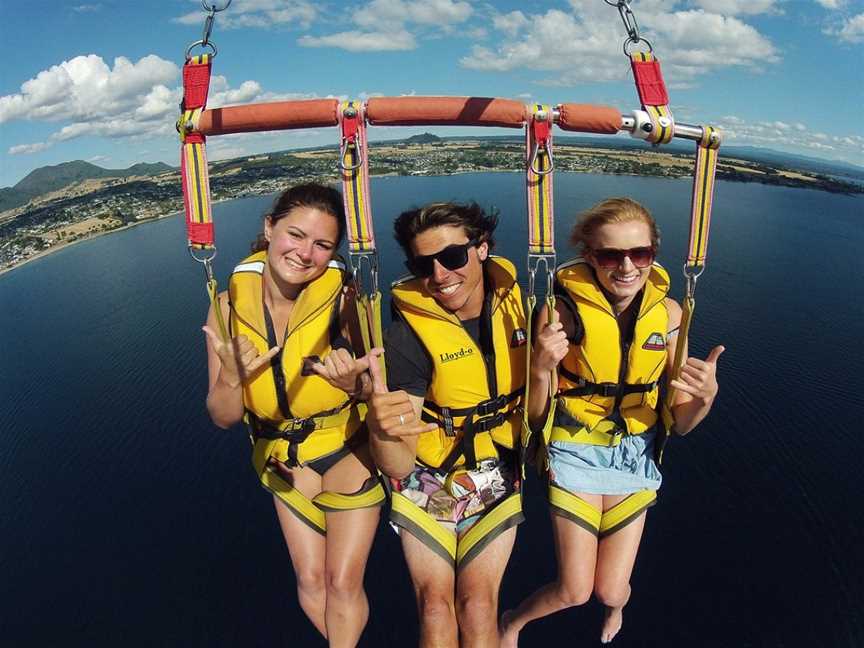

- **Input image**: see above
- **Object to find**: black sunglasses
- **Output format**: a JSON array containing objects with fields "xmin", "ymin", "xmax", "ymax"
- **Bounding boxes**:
[{"xmin": 406, "ymin": 239, "xmax": 479, "ymax": 278}]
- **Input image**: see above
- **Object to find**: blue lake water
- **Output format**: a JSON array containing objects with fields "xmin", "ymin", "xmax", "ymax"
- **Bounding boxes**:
[{"xmin": 1, "ymin": 172, "xmax": 862, "ymax": 646}]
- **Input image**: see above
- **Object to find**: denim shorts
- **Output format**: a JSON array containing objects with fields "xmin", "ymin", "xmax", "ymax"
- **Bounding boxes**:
[{"xmin": 548, "ymin": 431, "xmax": 662, "ymax": 496}]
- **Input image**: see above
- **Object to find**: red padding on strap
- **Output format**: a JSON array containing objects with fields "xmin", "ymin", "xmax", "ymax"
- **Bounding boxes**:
[
  {"xmin": 630, "ymin": 58, "xmax": 669, "ymax": 107},
  {"xmin": 197, "ymin": 99, "xmax": 340, "ymax": 135},
  {"xmin": 366, "ymin": 97, "xmax": 525, "ymax": 128},
  {"xmin": 556, "ymin": 104, "xmax": 622, "ymax": 134},
  {"xmin": 187, "ymin": 222, "xmax": 214, "ymax": 247},
  {"xmin": 182, "ymin": 63, "xmax": 211, "ymax": 110}
]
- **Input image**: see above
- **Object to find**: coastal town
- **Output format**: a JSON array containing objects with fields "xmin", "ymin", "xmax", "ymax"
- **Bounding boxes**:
[{"xmin": 1, "ymin": 137, "xmax": 860, "ymax": 273}]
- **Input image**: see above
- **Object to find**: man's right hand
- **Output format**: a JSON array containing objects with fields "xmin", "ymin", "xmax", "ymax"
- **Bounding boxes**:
[{"xmin": 367, "ymin": 351, "xmax": 437, "ymax": 440}]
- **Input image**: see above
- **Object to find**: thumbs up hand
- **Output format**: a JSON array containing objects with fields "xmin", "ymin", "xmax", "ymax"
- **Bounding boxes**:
[{"xmin": 669, "ymin": 345, "xmax": 725, "ymax": 403}]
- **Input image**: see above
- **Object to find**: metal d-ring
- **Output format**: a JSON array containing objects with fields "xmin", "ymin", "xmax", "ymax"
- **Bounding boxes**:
[
  {"xmin": 201, "ymin": 0, "xmax": 232, "ymax": 12},
  {"xmin": 623, "ymin": 36, "xmax": 654, "ymax": 58},
  {"xmin": 185, "ymin": 40, "xmax": 218, "ymax": 61}
]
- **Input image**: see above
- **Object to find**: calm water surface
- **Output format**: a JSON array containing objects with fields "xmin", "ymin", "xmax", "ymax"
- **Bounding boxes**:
[{"xmin": 1, "ymin": 173, "xmax": 862, "ymax": 646}]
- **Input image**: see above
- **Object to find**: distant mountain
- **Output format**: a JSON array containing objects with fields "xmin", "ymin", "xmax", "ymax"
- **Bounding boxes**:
[
  {"xmin": 1, "ymin": 160, "xmax": 175, "ymax": 212},
  {"xmin": 405, "ymin": 132, "xmax": 442, "ymax": 144}
]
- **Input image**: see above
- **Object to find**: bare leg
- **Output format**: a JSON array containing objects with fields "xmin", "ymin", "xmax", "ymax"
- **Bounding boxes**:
[
  {"xmin": 401, "ymin": 529, "xmax": 459, "ymax": 648},
  {"xmin": 595, "ymin": 495, "xmax": 647, "ymax": 645},
  {"xmin": 272, "ymin": 465, "xmax": 327, "ymax": 637},
  {"xmin": 321, "ymin": 449, "xmax": 380, "ymax": 648},
  {"xmin": 456, "ymin": 526, "xmax": 517, "ymax": 648},
  {"xmin": 499, "ymin": 493, "xmax": 602, "ymax": 648}
]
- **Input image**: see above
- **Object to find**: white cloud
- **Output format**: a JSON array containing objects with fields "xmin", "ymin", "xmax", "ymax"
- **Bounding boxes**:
[
  {"xmin": 714, "ymin": 115, "xmax": 864, "ymax": 159},
  {"xmin": 493, "ymin": 11, "xmax": 529, "ymax": 37},
  {"xmin": 461, "ymin": 5, "xmax": 778, "ymax": 86},
  {"xmin": 9, "ymin": 142, "xmax": 51, "ymax": 155},
  {"xmin": 0, "ymin": 54, "xmax": 179, "ymax": 124},
  {"xmin": 301, "ymin": 0, "xmax": 471, "ymax": 52},
  {"xmin": 825, "ymin": 12, "xmax": 864, "ymax": 42},
  {"xmin": 691, "ymin": 0, "xmax": 779, "ymax": 16},
  {"xmin": 72, "ymin": 4, "xmax": 102, "ymax": 12},
  {"xmin": 174, "ymin": 0, "xmax": 317, "ymax": 30},
  {"xmin": 299, "ymin": 30, "xmax": 417, "ymax": 51},
  {"xmin": 815, "ymin": 0, "xmax": 841, "ymax": 8},
  {"xmin": 1, "ymin": 53, "xmax": 292, "ymax": 156}
]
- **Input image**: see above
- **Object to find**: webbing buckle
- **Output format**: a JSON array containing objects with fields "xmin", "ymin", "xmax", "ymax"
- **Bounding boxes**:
[
  {"xmin": 285, "ymin": 418, "xmax": 317, "ymax": 435},
  {"xmin": 596, "ymin": 382, "xmax": 620, "ymax": 397},
  {"xmin": 476, "ymin": 395, "xmax": 507, "ymax": 417}
]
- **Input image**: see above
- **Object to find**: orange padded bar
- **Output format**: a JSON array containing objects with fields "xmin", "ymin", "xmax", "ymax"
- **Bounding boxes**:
[
  {"xmin": 197, "ymin": 99, "xmax": 340, "ymax": 135},
  {"xmin": 556, "ymin": 104, "xmax": 622, "ymax": 134},
  {"xmin": 366, "ymin": 96, "xmax": 526, "ymax": 128}
]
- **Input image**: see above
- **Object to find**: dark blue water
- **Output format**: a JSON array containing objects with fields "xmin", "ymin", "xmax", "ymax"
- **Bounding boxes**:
[{"xmin": 2, "ymin": 173, "xmax": 862, "ymax": 647}]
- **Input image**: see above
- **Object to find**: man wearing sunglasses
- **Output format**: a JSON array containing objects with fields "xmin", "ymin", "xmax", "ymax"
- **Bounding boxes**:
[{"xmin": 366, "ymin": 202, "xmax": 527, "ymax": 647}]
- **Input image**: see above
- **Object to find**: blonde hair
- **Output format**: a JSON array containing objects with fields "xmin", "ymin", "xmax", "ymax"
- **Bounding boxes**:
[{"xmin": 569, "ymin": 197, "xmax": 660, "ymax": 251}]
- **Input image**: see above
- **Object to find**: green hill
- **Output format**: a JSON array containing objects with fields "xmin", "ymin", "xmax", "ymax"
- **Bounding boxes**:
[{"xmin": 2, "ymin": 160, "xmax": 175, "ymax": 212}]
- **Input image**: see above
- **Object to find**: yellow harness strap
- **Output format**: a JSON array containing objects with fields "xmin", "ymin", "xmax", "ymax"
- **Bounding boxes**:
[
  {"xmin": 521, "ymin": 104, "xmax": 558, "ymax": 477},
  {"xmin": 338, "ymin": 100, "xmax": 386, "ymax": 378},
  {"xmin": 658, "ymin": 126, "xmax": 721, "ymax": 462}
]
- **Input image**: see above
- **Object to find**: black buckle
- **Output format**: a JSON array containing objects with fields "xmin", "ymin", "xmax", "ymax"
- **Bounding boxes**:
[
  {"xmin": 596, "ymin": 382, "xmax": 620, "ymax": 397},
  {"xmin": 475, "ymin": 411, "xmax": 506, "ymax": 433},
  {"xmin": 286, "ymin": 418, "xmax": 317, "ymax": 436},
  {"xmin": 476, "ymin": 395, "xmax": 506, "ymax": 417}
]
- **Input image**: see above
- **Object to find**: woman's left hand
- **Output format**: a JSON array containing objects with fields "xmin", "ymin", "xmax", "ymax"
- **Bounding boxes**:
[
  {"xmin": 669, "ymin": 345, "xmax": 725, "ymax": 403},
  {"xmin": 309, "ymin": 347, "xmax": 382, "ymax": 397}
]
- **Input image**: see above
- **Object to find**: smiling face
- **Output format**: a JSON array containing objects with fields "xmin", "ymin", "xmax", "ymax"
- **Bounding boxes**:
[
  {"xmin": 410, "ymin": 224, "xmax": 488, "ymax": 319},
  {"xmin": 586, "ymin": 220, "xmax": 654, "ymax": 310},
  {"xmin": 263, "ymin": 206, "xmax": 339, "ymax": 294}
]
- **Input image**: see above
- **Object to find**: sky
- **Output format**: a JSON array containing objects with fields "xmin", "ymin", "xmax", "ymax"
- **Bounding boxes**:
[{"xmin": 0, "ymin": 0, "xmax": 862, "ymax": 188}]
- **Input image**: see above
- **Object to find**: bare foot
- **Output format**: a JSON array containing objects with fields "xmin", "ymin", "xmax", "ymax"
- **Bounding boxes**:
[
  {"xmin": 600, "ymin": 606, "xmax": 623, "ymax": 644},
  {"xmin": 499, "ymin": 610, "xmax": 520, "ymax": 648}
]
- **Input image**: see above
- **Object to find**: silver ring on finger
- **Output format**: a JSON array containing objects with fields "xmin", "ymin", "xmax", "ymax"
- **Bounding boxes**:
[{"xmin": 399, "ymin": 414, "xmax": 406, "ymax": 425}]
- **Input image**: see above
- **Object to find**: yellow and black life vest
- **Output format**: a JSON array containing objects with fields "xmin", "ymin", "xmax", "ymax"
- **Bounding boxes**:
[
  {"xmin": 554, "ymin": 259, "xmax": 670, "ymax": 438},
  {"xmin": 229, "ymin": 251, "xmax": 363, "ymax": 466},
  {"xmin": 391, "ymin": 256, "xmax": 527, "ymax": 471}
]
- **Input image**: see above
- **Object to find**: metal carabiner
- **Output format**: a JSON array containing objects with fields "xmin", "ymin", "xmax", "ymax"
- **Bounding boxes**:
[
  {"xmin": 682, "ymin": 263, "xmax": 705, "ymax": 299},
  {"xmin": 350, "ymin": 252, "xmax": 380, "ymax": 296},
  {"xmin": 528, "ymin": 142, "xmax": 554, "ymax": 176},
  {"xmin": 339, "ymin": 139, "xmax": 363, "ymax": 171},
  {"xmin": 527, "ymin": 254, "xmax": 556, "ymax": 298}
]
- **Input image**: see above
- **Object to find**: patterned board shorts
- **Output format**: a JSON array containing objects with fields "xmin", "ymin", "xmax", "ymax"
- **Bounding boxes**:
[{"xmin": 389, "ymin": 457, "xmax": 524, "ymax": 569}]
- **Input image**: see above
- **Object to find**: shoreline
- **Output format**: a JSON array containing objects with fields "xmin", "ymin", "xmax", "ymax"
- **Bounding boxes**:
[
  {"xmin": 0, "ymin": 210, "xmax": 182, "ymax": 278},
  {"xmin": 1, "ymin": 166, "xmax": 860, "ymax": 278}
]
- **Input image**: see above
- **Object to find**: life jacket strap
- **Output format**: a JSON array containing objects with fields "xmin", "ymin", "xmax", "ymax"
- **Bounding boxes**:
[
  {"xmin": 246, "ymin": 404, "xmax": 352, "ymax": 466},
  {"xmin": 558, "ymin": 367, "xmax": 656, "ymax": 398}
]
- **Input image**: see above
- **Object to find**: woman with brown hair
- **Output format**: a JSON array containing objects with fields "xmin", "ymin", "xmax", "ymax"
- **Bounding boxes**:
[{"xmin": 203, "ymin": 183, "xmax": 384, "ymax": 647}]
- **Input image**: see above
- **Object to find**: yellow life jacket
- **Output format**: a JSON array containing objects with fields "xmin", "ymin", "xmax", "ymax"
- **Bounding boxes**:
[
  {"xmin": 229, "ymin": 251, "xmax": 362, "ymax": 466},
  {"xmin": 391, "ymin": 256, "xmax": 527, "ymax": 471},
  {"xmin": 554, "ymin": 259, "xmax": 670, "ymax": 437}
]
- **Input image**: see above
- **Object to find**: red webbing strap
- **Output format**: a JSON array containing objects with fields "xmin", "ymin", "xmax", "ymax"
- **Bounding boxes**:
[
  {"xmin": 630, "ymin": 52, "xmax": 674, "ymax": 144},
  {"xmin": 179, "ymin": 55, "xmax": 214, "ymax": 250}
]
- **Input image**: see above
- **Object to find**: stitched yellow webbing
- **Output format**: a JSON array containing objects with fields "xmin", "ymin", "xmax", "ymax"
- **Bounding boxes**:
[
  {"xmin": 526, "ymin": 104, "xmax": 555, "ymax": 255},
  {"xmin": 686, "ymin": 126, "xmax": 721, "ymax": 269}
]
